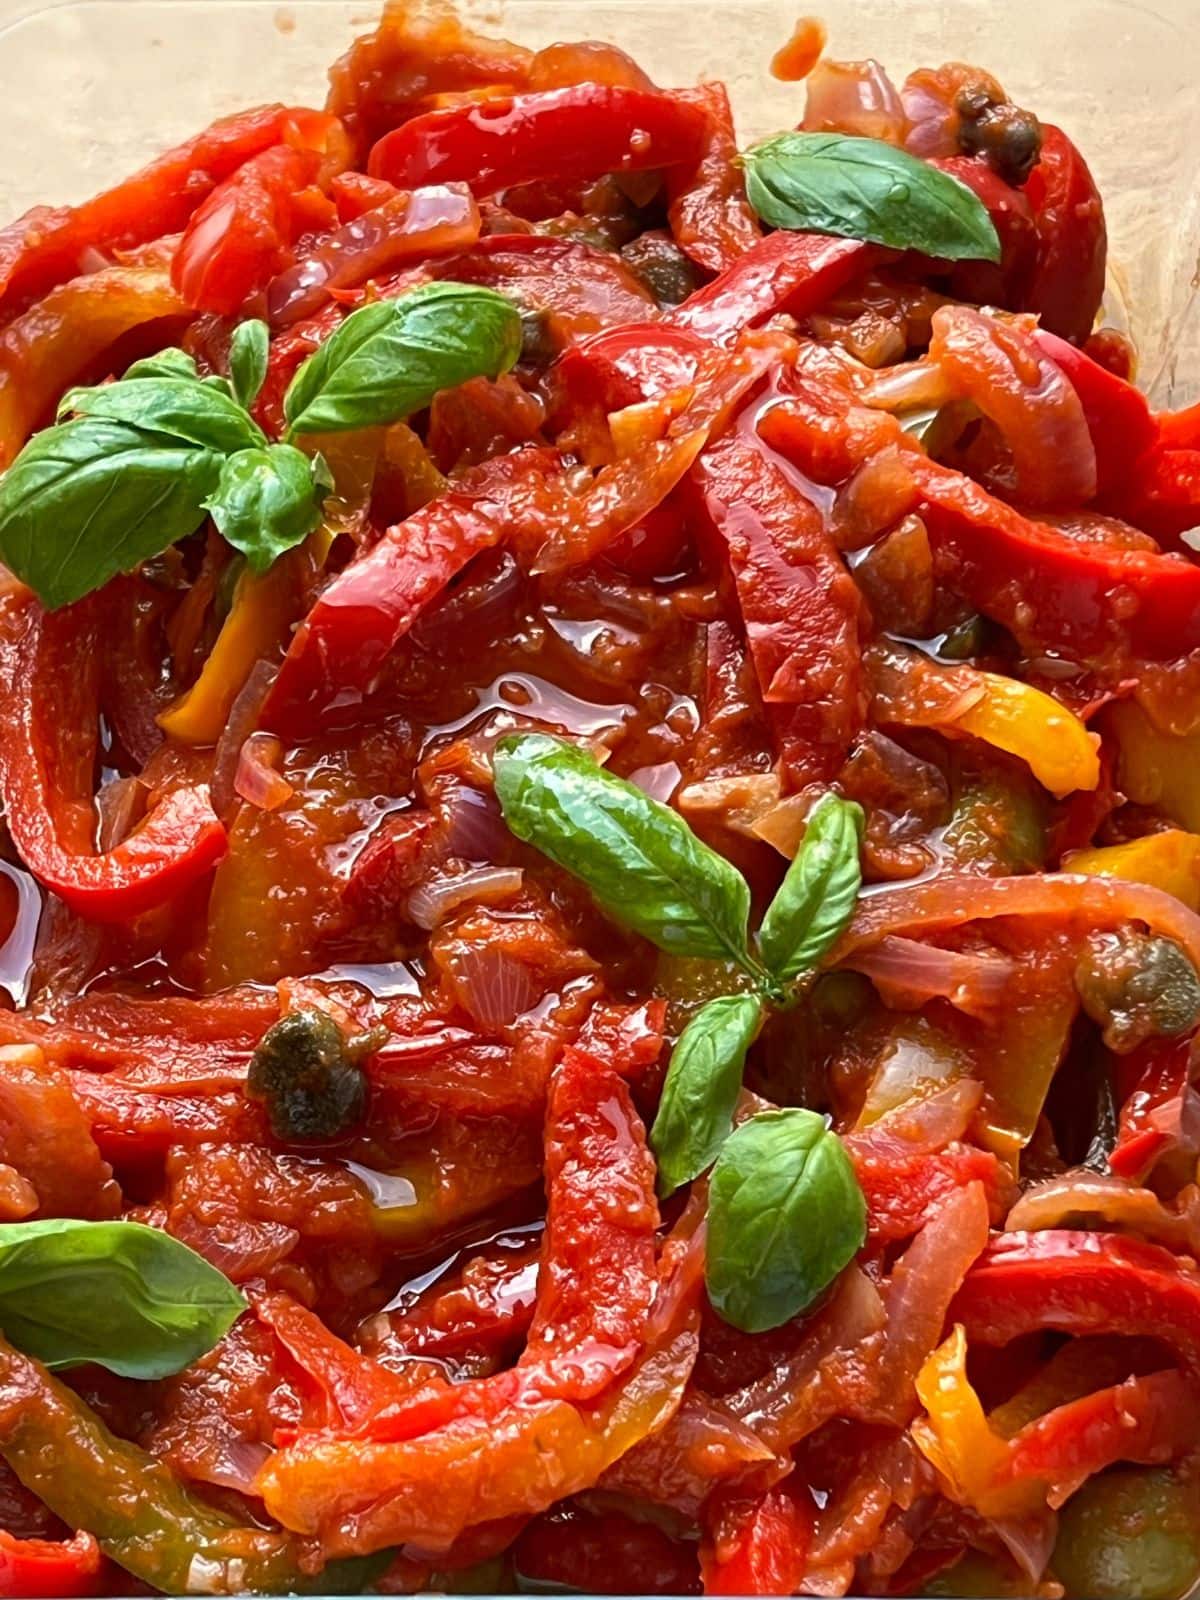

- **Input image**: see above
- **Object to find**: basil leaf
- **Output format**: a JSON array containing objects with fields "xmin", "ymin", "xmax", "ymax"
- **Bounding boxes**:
[
  {"xmin": 758, "ymin": 793, "xmax": 864, "ymax": 985},
  {"xmin": 230, "ymin": 318, "xmax": 270, "ymax": 410},
  {"xmin": 494, "ymin": 733, "xmax": 754, "ymax": 966},
  {"xmin": 706, "ymin": 1108, "xmax": 866, "ymax": 1333},
  {"xmin": 0, "ymin": 417, "xmax": 223, "ymax": 609},
  {"xmin": 651, "ymin": 994, "xmax": 762, "ymax": 1197},
  {"xmin": 121, "ymin": 347, "xmax": 201, "ymax": 382},
  {"xmin": 0, "ymin": 1218, "xmax": 245, "ymax": 1377},
  {"xmin": 205, "ymin": 444, "xmax": 324, "ymax": 573},
  {"xmin": 743, "ymin": 132, "xmax": 1001, "ymax": 263},
  {"xmin": 284, "ymin": 281, "xmax": 524, "ymax": 437},
  {"xmin": 62, "ymin": 375, "xmax": 266, "ymax": 455}
]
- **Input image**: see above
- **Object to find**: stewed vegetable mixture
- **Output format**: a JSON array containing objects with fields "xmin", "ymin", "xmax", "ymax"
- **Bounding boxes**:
[{"xmin": 2, "ymin": 4, "xmax": 1200, "ymax": 1595}]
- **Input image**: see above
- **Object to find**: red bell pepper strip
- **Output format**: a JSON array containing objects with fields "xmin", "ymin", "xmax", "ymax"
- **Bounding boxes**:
[
  {"xmin": 0, "ymin": 105, "xmax": 318, "ymax": 320},
  {"xmin": 0, "ymin": 1529, "xmax": 102, "ymax": 1598},
  {"xmin": 701, "ymin": 1479, "xmax": 816, "ymax": 1596},
  {"xmin": 0, "ymin": 597, "xmax": 226, "ymax": 922},
  {"xmin": 929, "ymin": 155, "xmax": 1037, "ymax": 313},
  {"xmin": 172, "ymin": 143, "xmax": 328, "ymax": 314},
  {"xmin": 1110, "ymin": 1035, "xmax": 1200, "ymax": 1182},
  {"xmin": 846, "ymin": 1137, "xmax": 1008, "ymax": 1246},
  {"xmin": 1033, "ymin": 328, "xmax": 1158, "ymax": 495},
  {"xmin": 672, "ymin": 231, "xmax": 874, "ymax": 346},
  {"xmin": 330, "ymin": 170, "xmax": 399, "ymax": 222},
  {"xmin": 1023, "ymin": 124, "xmax": 1107, "ymax": 344},
  {"xmin": 367, "ymin": 84, "xmax": 708, "ymax": 196},
  {"xmin": 1108, "ymin": 444, "xmax": 1200, "ymax": 546},
  {"xmin": 951, "ymin": 1230, "xmax": 1200, "ymax": 1375},
  {"xmin": 687, "ymin": 426, "xmax": 866, "ymax": 789},
  {"xmin": 260, "ymin": 446, "xmax": 563, "ymax": 734},
  {"xmin": 520, "ymin": 1041, "xmax": 660, "ymax": 1394},
  {"xmin": 758, "ymin": 381, "xmax": 1200, "ymax": 664},
  {"xmin": 666, "ymin": 82, "xmax": 762, "ymax": 276},
  {"xmin": 1159, "ymin": 401, "xmax": 1200, "ymax": 452},
  {"xmin": 999, "ymin": 1368, "xmax": 1200, "ymax": 1506}
]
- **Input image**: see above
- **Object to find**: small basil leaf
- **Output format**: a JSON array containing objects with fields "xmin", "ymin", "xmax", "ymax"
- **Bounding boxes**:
[
  {"xmin": 706, "ymin": 1108, "xmax": 866, "ymax": 1333},
  {"xmin": 62, "ymin": 375, "xmax": 266, "ymax": 454},
  {"xmin": 205, "ymin": 444, "xmax": 324, "ymax": 573},
  {"xmin": 743, "ymin": 131, "xmax": 1002, "ymax": 263},
  {"xmin": 0, "ymin": 417, "xmax": 223, "ymax": 609},
  {"xmin": 758, "ymin": 793, "xmax": 864, "ymax": 985},
  {"xmin": 494, "ymin": 732, "xmax": 754, "ymax": 966},
  {"xmin": 284, "ymin": 281, "xmax": 524, "ymax": 436},
  {"xmin": 120, "ymin": 347, "xmax": 201, "ymax": 383},
  {"xmin": 651, "ymin": 993, "xmax": 763, "ymax": 1197},
  {"xmin": 229, "ymin": 318, "xmax": 270, "ymax": 410},
  {"xmin": 0, "ymin": 1218, "xmax": 246, "ymax": 1377}
]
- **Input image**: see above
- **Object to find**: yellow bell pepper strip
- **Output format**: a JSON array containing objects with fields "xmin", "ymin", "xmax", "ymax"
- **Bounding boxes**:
[
  {"xmin": 1110, "ymin": 702, "xmax": 1200, "ymax": 834},
  {"xmin": 0, "ymin": 1331, "xmax": 374, "ymax": 1595},
  {"xmin": 868, "ymin": 642, "xmax": 1099, "ymax": 799},
  {"xmin": 159, "ymin": 539, "xmax": 323, "ymax": 746},
  {"xmin": 913, "ymin": 1324, "xmax": 1041, "ymax": 1519},
  {"xmin": 1065, "ymin": 831, "xmax": 1200, "ymax": 913},
  {"xmin": 953, "ymin": 673, "xmax": 1100, "ymax": 799}
]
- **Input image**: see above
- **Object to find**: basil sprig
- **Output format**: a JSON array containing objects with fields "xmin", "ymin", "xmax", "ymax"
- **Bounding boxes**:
[
  {"xmin": 652, "ymin": 994, "xmax": 763, "ymax": 1198},
  {"xmin": 283, "ymin": 282, "xmax": 523, "ymax": 437},
  {"xmin": 0, "ymin": 1218, "xmax": 245, "ymax": 1377},
  {"xmin": 743, "ymin": 131, "xmax": 1001, "ymax": 262},
  {"xmin": 706, "ymin": 1108, "xmax": 866, "ymax": 1332},
  {"xmin": 493, "ymin": 733, "xmax": 868, "ymax": 1273},
  {"xmin": 0, "ymin": 280, "xmax": 523, "ymax": 608}
]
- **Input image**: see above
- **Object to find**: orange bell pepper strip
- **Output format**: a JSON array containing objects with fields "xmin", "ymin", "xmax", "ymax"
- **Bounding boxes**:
[
  {"xmin": 0, "ymin": 267, "xmax": 186, "ymax": 468},
  {"xmin": 1065, "ymin": 830, "xmax": 1200, "ymax": 912},
  {"xmin": 257, "ymin": 1316, "xmax": 698, "ymax": 1558},
  {"xmin": 913, "ymin": 1325, "xmax": 1041, "ymax": 1518},
  {"xmin": 159, "ymin": 541, "xmax": 324, "ymax": 747}
]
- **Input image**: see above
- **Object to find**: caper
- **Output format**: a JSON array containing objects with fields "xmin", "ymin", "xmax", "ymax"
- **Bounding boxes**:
[
  {"xmin": 1075, "ymin": 929, "xmax": 1200, "ymax": 1053},
  {"xmin": 1053, "ymin": 1468, "xmax": 1200, "ymax": 1600},
  {"xmin": 955, "ymin": 85, "xmax": 1043, "ymax": 187},
  {"xmin": 246, "ymin": 1006, "xmax": 369, "ymax": 1143}
]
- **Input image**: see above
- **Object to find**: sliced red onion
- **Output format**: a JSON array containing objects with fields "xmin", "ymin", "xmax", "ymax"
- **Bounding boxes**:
[
  {"xmin": 852, "ymin": 1079, "xmax": 983, "ymax": 1159},
  {"xmin": 444, "ymin": 946, "xmax": 541, "ymax": 1028},
  {"xmin": 628, "ymin": 761, "xmax": 681, "ymax": 804},
  {"xmin": 804, "ymin": 58, "xmax": 907, "ymax": 144},
  {"xmin": 211, "ymin": 659, "xmax": 278, "ymax": 819},
  {"xmin": 95, "ymin": 776, "xmax": 149, "ymax": 852},
  {"xmin": 1007, "ymin": 1172, "xmax": 1200, "ymax": 1254},
  {"xmin": 434, "ymin": 779, "xmax": 509, "ymax": 862},
  {"xmin": 267, "ymin": 183, "xmax": 481, "ymax": 327},
  {"xmin": 406, "ymin": 865, "xmax": 524, "ymax": 931},
  {"xmin": 234, "ymin": 733, "xmax": 294, "ymax": 812},
  {"xmin": 847, "ymin": 934, "xmax": 1015, "ymax": 1017}
]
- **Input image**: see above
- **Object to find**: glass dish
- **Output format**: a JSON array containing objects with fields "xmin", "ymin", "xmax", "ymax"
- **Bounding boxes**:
[{"xmin": 0, "ymin": 0, "xmax": 1197, "ymax": 402}]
